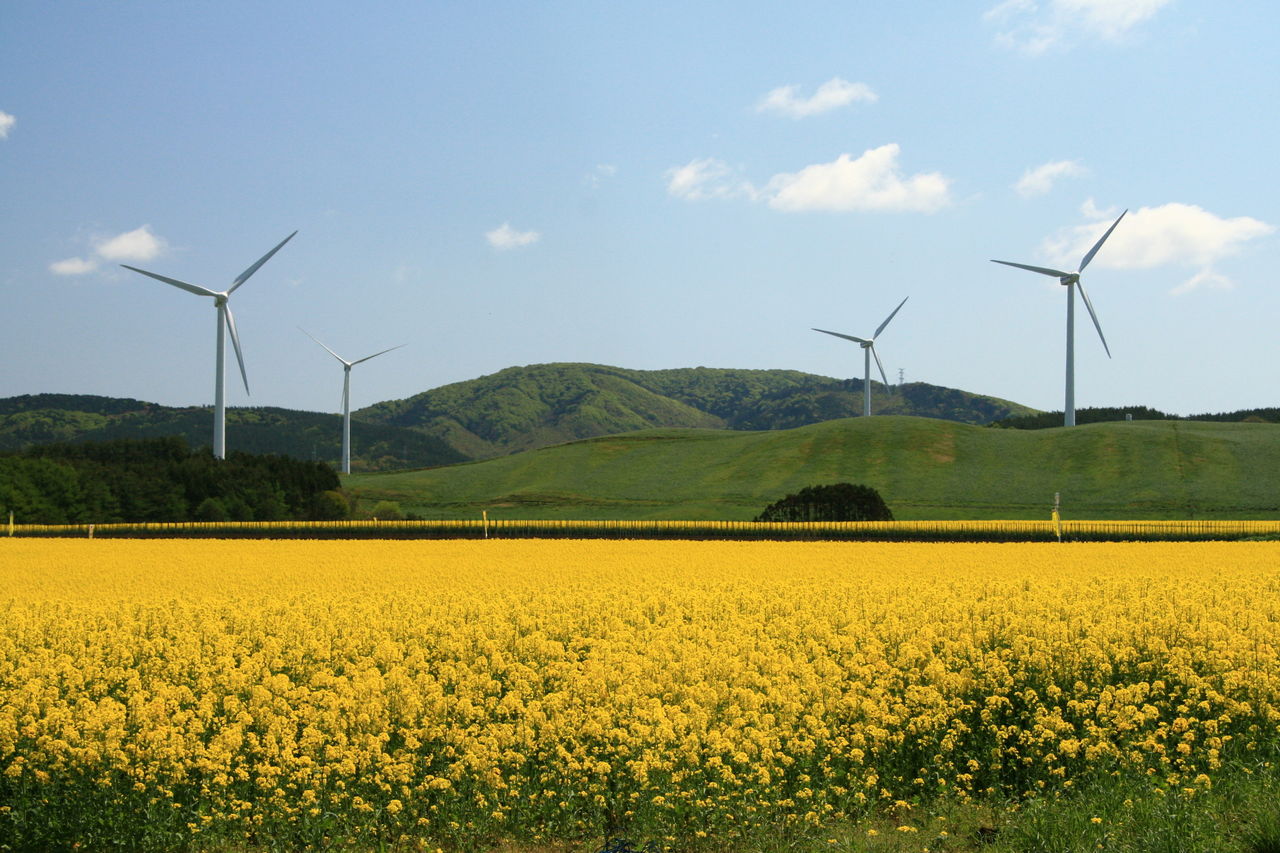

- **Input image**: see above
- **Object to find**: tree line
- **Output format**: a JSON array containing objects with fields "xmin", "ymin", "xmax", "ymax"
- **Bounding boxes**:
[
  {"xmin": 990, "ymin": 406, "xmax": 1278, "ymax": 429},
  {"xmin": 0, "ymin": 437, "xmax": 348, "ymax": 524}
]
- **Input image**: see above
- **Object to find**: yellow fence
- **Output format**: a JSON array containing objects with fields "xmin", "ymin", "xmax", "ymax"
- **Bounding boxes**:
[{"xmin": 7, "ymin": 517, "xmax": 1280, "ymax": 541}]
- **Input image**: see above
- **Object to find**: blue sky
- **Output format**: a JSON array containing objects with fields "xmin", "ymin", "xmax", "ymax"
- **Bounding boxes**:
[{"xmin": 3, "ymin": 1, "xmax": 1278, "ymax": 417}]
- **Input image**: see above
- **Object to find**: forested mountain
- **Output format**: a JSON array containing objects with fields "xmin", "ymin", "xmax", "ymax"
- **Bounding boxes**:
[
  {"xmin": 356, "ymin": 363, "xmax": 1038, "ymax": 459},
  {"xmin": 0, "ymin": 395, "xmax": 466, "ymax": 471}
]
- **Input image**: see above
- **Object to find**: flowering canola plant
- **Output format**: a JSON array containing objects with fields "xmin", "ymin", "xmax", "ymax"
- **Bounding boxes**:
[{"xmin": 1, "ymin": 540, "xmax": 1278, "ymax": 848}]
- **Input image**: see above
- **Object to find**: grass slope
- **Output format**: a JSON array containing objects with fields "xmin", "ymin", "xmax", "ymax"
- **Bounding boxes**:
[{"xmin": 344, "ymin": 417, "xmax": 1280, "ymax": 520}]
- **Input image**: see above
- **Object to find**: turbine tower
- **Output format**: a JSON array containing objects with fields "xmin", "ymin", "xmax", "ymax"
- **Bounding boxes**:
[
  {"xmin": 813, "ymin": 296, "xmax": 908, "ymax": 417},
  {"xmin": 121, "ymin": 231, "xmax": 297, "ymax": 459},
  {"xmin": 991, "ymin": 210, "xmax": 1126, "ymax": 427},
  {"xmin": 300, "ymin": 329, "xmax": 405, "ymax": 475}
]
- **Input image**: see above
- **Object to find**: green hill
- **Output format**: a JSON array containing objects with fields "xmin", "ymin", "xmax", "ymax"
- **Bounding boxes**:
[
  {"xmin": 0, "ymin": 394, "xmax": 466, "ymax": 472},
  {"xmin": 343, "ymin": 417, "xmax": 1280, "ymax": 521},
  {"xmin": 356, "ymin": 363, "xmax": 1037, "ymax": 459}
]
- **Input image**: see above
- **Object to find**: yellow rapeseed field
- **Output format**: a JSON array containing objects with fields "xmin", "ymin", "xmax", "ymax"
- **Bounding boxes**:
[{"xmin": 1, "ymin": 539, "xmax": 1278, "ymax": 849}]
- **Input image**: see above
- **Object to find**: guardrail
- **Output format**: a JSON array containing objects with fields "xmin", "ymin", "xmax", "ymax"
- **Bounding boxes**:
[{"xmin": 6, "ymin": 518, "xmax": 1280, "ymax": 541}]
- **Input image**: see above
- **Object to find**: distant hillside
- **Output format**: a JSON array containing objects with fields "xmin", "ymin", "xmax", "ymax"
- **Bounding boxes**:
[
  {"xmin": 356, "ymin": 363, "xmax": 1037, "ymax": 459},
  {"xmin": 345, "ymin": 417, "xmax": 1280, "ymax": 521},
  {"xmin": 0, "ymin": 394, "xmax": 466, "ymax": 472}
]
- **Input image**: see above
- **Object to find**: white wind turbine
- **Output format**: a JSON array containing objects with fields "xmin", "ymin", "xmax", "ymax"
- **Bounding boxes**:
[
  {"xmin": 121, "ymin": 231, "xmax": 297, "ymax": 459},
  {"xmin": 300, "ymin": 328, "xmax": 405, "ymax": 475},
  {"xmin": 991, "ymin": 210, "xmax": 1126, "ymax": 427},
  {"xmin": 813, "ymin": 296, "xmax": 908, "ymax": 417}
]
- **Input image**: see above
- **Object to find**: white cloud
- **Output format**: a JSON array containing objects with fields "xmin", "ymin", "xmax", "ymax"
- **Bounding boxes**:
[
  {"xmin": 94, "ymin": 225, "xmax": 165, "ymax": 262},
  {"xmin": 765, "ymin": 144, "xmax": 951, "ymax": 213},
  {"xmin": 49, "ymin": 225, "xmax": 168, "ymax": 276},
  {"xmin": 485, "ymin": 222, "xmax": 540, "ymax": 251},
  {"xmin": 665, "ymin": 145, "xmax": 951, "ymax": 214},
  {"xmin": 1041, "ymin": 200, "xmax": 1274, "ymax": 293},
  {"xmin": 986, "ymin": 0, "xmax": 1171, "ymax": 54},
  {"xmin": 1057, "ymin": 0, "xmax": 1172, "ymax": 38},
  {"xmin": 50, "ymin": 257, "xmax": 98, "ymax": 276},
  {"xmin": 0, "ymin": 111, "xmax": 14, "ymax": 139},
  {"xmin": 756, "ymin": 77, "xmax": 877, "ymax": 118},
  {"xmin": 1015, "ymin": 159, "xmax": 1086, "ymax": 197},
  {"xmin": 664, "ymin": 158, "xmax": 757, "ymax": 201}
]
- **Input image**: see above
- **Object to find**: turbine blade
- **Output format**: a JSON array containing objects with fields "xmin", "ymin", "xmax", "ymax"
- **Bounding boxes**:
[
  {"xmin": 228, "ymin": 230, "xmax": 297, "ymax": 293},
  {"xmin": 299, "ymin": 327, "xmax": 349, "ymax": 365},
  {"xmin": 341, "ymin": 377, "xmax": 349, "ymax": 415},
  {"xmin": 223, "ymin": 304, "xmax": 251, "ymax": 394},
  {"xmin": 813, "ymin": 328, "xmax": 871, "ymax": 345},
  {"xmin": 1078, "ymin": 209, "xmax": 1127, "ymax": 273},
  {"xmin": 350, "ymin": 343, "xmax": 406, "ymax": 366},
  {"xmin": 120, "ymin": 265, "xmax": 219, "ymax": 298},
  {"xmin": 1076, "ymin": 281, "xmax": 1111, "ymax": 358},
  {"xmin": 990, "ymin": 259, "xmax": 1071, "ymax": 278},
  {"xmin": 871, "ymin": 345, "xmax": 889, "ymax": 387},
  {"xmin": 873, "ymin": 296, "xmax": 909, "ymax": 340}
]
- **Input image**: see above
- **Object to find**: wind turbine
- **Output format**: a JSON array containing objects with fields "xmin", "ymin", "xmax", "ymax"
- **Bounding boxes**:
[
  {"xmin": 300, "ymin": 328, "xmax": 405, "ymax": 475},
  {"xmin": 121, "ymin": 231, "xmax": 297, "ymax": 459},
  {"xmin": 813, "ymin": 296, "xmax": 908, "ymax": 417},
  {"xmin": 991, "ymin": 210, "xmax": 1126, "ymax": 427}
]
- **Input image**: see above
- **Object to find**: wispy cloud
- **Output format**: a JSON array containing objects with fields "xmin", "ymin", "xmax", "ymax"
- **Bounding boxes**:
[
  {"xmin": 1042, "ymin": 199, "xmax": 1274, "ymax": 294},
  {"xmin": 1172, "ymin": 269, "xmax": 1232, "ymax": 296},
  {"xmin": 986, "ymin": 0, "xmax": 1172, "ymax": 54},
  {"xmin": 586, "ymin": 164, "xmax": 617, "ymax": 188},
  {"xmin": 1015, "ymin": 159, "xmax": 1087, "ymax": 197},
  {"xmin": 50, "ymin": 225, "xmax": 167, "ymax": 275},
  {"xmin": 756, "ymin": 77, "xmax": 877, "ymax": 118},
  {"xmin": 666, "ymin": 145, "xmax": 951, "ymax": 214},
  {"xmin": 766, "ymin": 145, "xmax": 951, "ymax": 213},
  {"xmin": 0, "ymin": 111, "xmax": 14, "ymax": 139},
  {"xmin": 664, "ymin": 158, "xmax": 757, "ymax": 201},
  {"xmin": 485, "ymin": 222, "xmax": 540, "ymax": 251}
]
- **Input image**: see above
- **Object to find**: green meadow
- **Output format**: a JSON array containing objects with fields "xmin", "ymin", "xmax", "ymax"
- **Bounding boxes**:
[{"xmin": 344, "ymin": 416, "xmax": 1280, "ymax": 520}]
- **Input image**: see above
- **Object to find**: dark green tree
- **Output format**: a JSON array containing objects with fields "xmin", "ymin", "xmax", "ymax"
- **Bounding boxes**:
[
  {"xmin": 193, "ymin": 497, "xmax": 230, "ymax": 522},
  {"xmin": 309, "ymin": 490, "xmax": 351, "ymax": 521},
  {"xmin": 754, "ymin": 483, "xmax": 894, "ymax": 522}
]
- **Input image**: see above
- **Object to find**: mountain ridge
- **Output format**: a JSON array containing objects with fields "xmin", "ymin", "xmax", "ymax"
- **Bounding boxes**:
[
  {"xmin": 1, "ymin": 363, "xmax": 1038, "ymax": 468},
  {"xmin": 355, "ymin": 362, "xmax": 1038, "ymax": 459}
]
